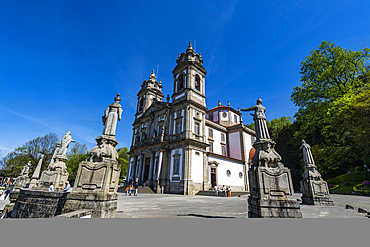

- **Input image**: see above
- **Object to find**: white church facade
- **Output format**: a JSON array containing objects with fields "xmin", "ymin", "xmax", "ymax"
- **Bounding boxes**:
[{"xmin": 126, "ymin": 43, "xmax": 255, "ymax": 195}]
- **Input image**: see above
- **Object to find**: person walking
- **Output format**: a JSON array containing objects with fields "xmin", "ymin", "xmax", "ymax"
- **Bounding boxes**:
[
  {"xmin": 125, "ymin": 186, "xmax": 129, "ymax": 196},
  {"xmin": 214, "ymin": 183, "xmax": 218, "ymax": 197},
  {"xmin": 222, "ymin": 185, "xmax": 226, "ymax": 197},
  {"xmin": 228, "ymin": 187, "xmax": 231, "ymax": 197},
  {"xmin": 129, "ymin": 183, "xmax": 133, "ymax": 195},
  {"xmin": 226, "ymin": 186, "xmax": 229, "ymax": 197},
  {"xmin": 134, "ymin": 177, "xmax": 139, "ymax": 196}
]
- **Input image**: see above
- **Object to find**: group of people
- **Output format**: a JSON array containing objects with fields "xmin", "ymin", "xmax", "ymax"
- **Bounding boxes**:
[
  {"xmin": 125, "ymin": 177, "xmax": 139, "ymax": 196},
  {"xmin": 47, "ymin": 181, "xmax": 71, "ymax": 192},
  {"xmin": 214, "ymin": 184, "xmax": 232, "ymax": 197}
]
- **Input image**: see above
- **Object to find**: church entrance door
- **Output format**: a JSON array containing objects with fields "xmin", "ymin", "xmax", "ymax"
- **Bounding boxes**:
[
  {"xmin": 143, "ymin": 157, "xmax": 150, "ymax": 183},
  {"xmin": 211, "ymin": 167, "xmax": 217, "ymax": 186}
]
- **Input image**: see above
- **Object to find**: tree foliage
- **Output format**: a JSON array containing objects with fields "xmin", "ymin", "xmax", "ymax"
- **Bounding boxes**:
[
  {"xmin": 117, "ymin": 147, "xmax": 129, "ymax": 178},
  {"xmin": 0, "ymin": 133, "xmax": 58, "ymax": 177},
  {"xmin": 65, "ymin": 143, "xmax": 89, "ymax": 183},
  {"xmin": 289, "ymin": 41, "xmax": 370, "ymax": 179}
]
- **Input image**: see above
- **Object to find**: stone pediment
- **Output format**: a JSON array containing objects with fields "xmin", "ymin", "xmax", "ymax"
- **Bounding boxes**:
[{"xmin": 137, "ymin": 103, "xmax": 168, "ymax": 120}]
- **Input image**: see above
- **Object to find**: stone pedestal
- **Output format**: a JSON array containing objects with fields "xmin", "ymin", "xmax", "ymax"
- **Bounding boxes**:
[
  {"xmin": 39, "ymin": 155, "xmax": 69, "ymax": 189},
  {"xmin": 62, "ymin": 192, "xmax": 118, "ymax": 218},
  {"xmin": 248, "ymin": 139, "xmax": 302, "ymax": 218},
  {"xmin": 10, "ymin": 189, "xmax": 69, "ymax": 218},
  {"xmin": 68, "ymin": 134, "xmax": 120, "ymax": 218},
  {"xmin": 300, "ymin": 177, "xmax": 334, "ymax": 206}
]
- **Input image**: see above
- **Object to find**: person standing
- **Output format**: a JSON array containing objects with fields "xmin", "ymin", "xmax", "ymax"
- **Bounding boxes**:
[
  {"xmin": 125, "ymin": 186, "xmax": 129, "ymax": 196},
  {"xmin": 228, "ymin": 187, "xmax": 231, "ymax": 197},
  {"xmin": 62, "ymin": 181, "xmax": 71, "ymax": 192},
  {"xmin": 48, "ymin": 182, "xmax": 54, "ymax": 192},
  {"xmin": 134, "ymin": 177, "xmax": 139, "ymax": 196},
  {"xmin": 222, "ymin": 185, "xmax": 226, "ymax": 197},
  {"xmin": 214, "ymin": 184, "xmax": 218, "ymax": 197}
]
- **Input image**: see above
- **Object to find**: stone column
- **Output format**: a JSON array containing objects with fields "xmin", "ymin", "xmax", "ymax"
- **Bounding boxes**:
[
  {"xmin": 182, "ymin": 147, "xmax": 191, "ymax": 195},
  {"xmin": 148, "ymin": 152, "xmax": 155, "ymax": 186},
  {"xmin": 137, "ymin": 154, "xmax": 144, "ymax": 183},
  {"xmin": 127, "ymin": 156, "xmax": 137, "ymax": 183},
  {"xmin": 202, "ymin": 150, "xmax": 208, "ymax": 190},
  {"xmin": 157, "ymin": 151, "xmax": 163, "ymax": 180},
  {"xmin": 141, "ymin": 156, "xmax": 146, "ymax": 184}
]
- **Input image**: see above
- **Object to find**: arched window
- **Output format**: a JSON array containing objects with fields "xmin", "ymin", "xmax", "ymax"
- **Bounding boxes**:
[
  {"xmin": 139, "ymin": 98, "xmax": 144, "ymax": 111},
  {"xmin": 178, "ymin": 74, "xmax": 184, "ymax": 91},
  {"xmin": 195, "ymin": 75, "xmax": 201, "ymax": 91},
  {"xmin": 149, "ymin": 122, "xmax": 155, "ymax": 138}
]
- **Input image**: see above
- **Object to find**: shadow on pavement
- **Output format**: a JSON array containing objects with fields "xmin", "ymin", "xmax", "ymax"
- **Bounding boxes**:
[{"xmin": 177, "ymin": 213, "xmax": 235, "ymax": 218}]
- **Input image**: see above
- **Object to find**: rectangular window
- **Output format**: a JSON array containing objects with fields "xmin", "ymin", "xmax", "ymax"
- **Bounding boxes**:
[
  {"xmin": 222, "ymin": 145, "xmax": 226, "ymax": 156},
  {"xmin": 195, "ymin": 122, "xmax": 200, "ymax": 135},
  {"xmin": 209, "ymin": 142, "xmax": 213, "ymax": 153},
  {"xmin": 209, "ymin": 113, "xmax": 213, "ymax": 121},
  {"xmin": 176, "ymin": 122, "xmax": 181, "ymax": 134},
  {"xmin": 234, "ymin": 115, "xmax": 237, "ymax": 123},
  {"xmin": 221, "ymin": 133, "xmax": 225, "ymax": 142},
  {"xmin": 174, "ymin": 158, "xmax": 180, "ymax": 175},
  {"xmin": 208, "ymin": 128, "xmax": 213, "ymax": 138}
]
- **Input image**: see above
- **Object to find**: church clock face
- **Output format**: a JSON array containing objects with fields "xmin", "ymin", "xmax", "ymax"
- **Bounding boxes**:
[{"xmin": 222, "ymin": 112, "xmax": 227, "ymax": 118}]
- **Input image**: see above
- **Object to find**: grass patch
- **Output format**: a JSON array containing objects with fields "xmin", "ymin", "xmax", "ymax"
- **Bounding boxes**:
[{"xmin": 327, "ymin": 171, "xmax": 370, "ymax": 194}]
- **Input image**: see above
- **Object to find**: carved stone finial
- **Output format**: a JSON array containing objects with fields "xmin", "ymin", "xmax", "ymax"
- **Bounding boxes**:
[
  {"xmin": 166, "ymin": 94, "xmax": 170, "ymax": 103},
  {"xmin": 218, "ymin": 101, "xmax": 221, "ymax": 106},
  {"xmin": 228, "ymin": 101, "xmax": 230, "ymax": 107}
]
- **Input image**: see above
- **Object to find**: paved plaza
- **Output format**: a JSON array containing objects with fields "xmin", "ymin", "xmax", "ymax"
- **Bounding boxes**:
[
  {"xmin": 116, "ymin": 192, "xmax": 370, "ymax": 218},
  {"xmin": 2, "ymin": 192, "xmax": 370, "ymax": 218}
]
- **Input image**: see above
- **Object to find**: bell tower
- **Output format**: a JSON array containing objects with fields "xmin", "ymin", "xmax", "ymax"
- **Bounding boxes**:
[
  {"xmin": 171, "ymin": 42, "xmax": 207, "ymax": 107},
  {"xmin": 135, "ymin": 70, "xmax": 164, "ymax": 117}
]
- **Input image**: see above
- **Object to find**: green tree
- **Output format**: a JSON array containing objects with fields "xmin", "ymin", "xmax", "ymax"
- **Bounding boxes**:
[
  {"xmin": 65, "ymin": 143, "xmax": 89, "ymax": 183},
  {"xmin": 291, "ymin": 41, "xmax": 370, "ymax": 140},
  {"xmin": 245, "ymin": 116, "xmax": 293, "ymax": 139},
  {"xmin": 117, "ymin": 147, "xmax": 129, "ymax": 178},
  {"xmin": 0, "ymin": 133, "xmax": 58, "ymax": 177},
  {"xmin": 290, "ymin": 41, "xmax": 370, "ymax": 179}
]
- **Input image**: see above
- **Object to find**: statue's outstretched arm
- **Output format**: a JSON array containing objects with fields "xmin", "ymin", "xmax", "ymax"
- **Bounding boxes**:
[{"xmin": 240, "ymin": 105, "xmax": 256, "ymax": 112}]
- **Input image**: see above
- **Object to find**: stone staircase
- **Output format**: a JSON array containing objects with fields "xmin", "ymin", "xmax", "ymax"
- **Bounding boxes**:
[
  {"xmin": 196, "ymin": 190, "xmax": 250, "ymax": 197},
  {"xmin": 117, "ymin": 185, "xmax": 156, "ymax": 194}
]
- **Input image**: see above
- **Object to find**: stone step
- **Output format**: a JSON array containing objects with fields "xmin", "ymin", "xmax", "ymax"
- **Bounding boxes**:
[{"xmin": 196, "ymin": 190, "xmax": 250, "ymax": 197}]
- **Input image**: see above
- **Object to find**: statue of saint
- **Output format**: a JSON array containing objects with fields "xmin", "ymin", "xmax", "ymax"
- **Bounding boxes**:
[
  {"xmin": 300, "ymin": 140, "xmax": 315, "ymax": 165},
  {"xmin": 102, "ymin": 94, "xmax": 123, "ymax": 136},
  {"xmin": 21, "ymin": 161, "xmax": 31, "ymax": 176},
  {"xmin": 240, "ymin": 98, "xmax": 270, "ymax": 141},
  {"xmin": 57, "ymin": 131, "xmax": 76, "ymax": 156}
]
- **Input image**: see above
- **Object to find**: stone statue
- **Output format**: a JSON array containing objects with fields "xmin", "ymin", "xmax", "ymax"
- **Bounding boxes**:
[
  {"xmin": 240, "ymin": 98, "xmax": 270, "ymax": 140},
  {"xmin": 20, "ymin": 161, "xmax": 31, "ymax": 176},
  {"xmin": 57, "ymin": 131, "xmax": 76, "ymax": 156},
  {"xmin": 102, "ymin": 94, "xmax": 123, "ymax": 136},
  {"xmin": 240, "ymin": 98, "xmax": 302, "ymax": 218},
  {"xmin": 300, "ymin": 140, "xmax": 333, "ymax": 205},
  {"xmin": 300, "ymin": 140, "xmax": 315, "ymax": 165}
]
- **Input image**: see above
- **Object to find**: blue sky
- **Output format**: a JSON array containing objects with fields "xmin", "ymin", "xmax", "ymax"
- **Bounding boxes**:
[{"xmin": 1, "ymin": 0, "xmax": 370, "ymax": 157}]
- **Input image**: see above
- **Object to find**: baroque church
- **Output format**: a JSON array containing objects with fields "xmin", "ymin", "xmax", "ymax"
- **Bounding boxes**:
[{"xmin": 127, "ymin": 43, "xmax": 256, "ymax": 195}]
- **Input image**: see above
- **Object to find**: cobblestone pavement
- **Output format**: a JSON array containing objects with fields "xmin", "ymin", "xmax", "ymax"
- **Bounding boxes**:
[{"xmin": 116, "ymin": 192, "xmax": 368, "ymax": 218}]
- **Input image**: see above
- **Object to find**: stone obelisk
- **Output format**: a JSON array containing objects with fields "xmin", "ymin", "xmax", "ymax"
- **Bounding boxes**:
[
  {"xmin": 240, "ymin": 98, "xmax": 302, "ymax": 218},
  {"xmin": 300, "ymin": 140, "xmax": 334, "ymax": 205},
  {"xmin": 29, "ymin": 155, "xmax": 44, "ymax": 188}
]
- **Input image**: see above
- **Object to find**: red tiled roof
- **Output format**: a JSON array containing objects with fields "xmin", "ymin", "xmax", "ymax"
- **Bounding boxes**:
[{"xmin": 207, "ymin": 105, "xmax": 228, "ymax": 111}]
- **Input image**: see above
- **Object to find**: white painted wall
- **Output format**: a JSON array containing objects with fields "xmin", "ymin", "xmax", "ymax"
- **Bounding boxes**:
[
  {"xmin": 229, "ymin": 132, "xmax": 241, "ymax": 160},
  {"xmin": 208, "ymin": 155, "xmax": 245, "ymax": 187},
  {"xmin": 191, "ymin": 150, "xmax": 203, "ymax": 183},
  {"xmin": 206, "ymin": 126, "xmax": 225, "ymax": 155}
]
